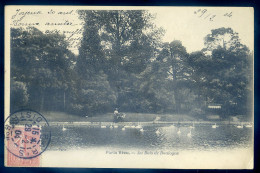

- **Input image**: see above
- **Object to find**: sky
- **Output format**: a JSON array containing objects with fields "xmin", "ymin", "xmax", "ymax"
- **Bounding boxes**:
[
  {"xmin": 6, "ymin": 6, "xmax": 254, "ymax": 54},
  {"xmin": 151, "ymin": 7, "xmax": 253, "ymax": 53}
]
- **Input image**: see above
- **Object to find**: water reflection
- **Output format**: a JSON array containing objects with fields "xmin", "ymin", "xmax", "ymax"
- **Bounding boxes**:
[{"xmin": 47, "ymin": 124, "xmax": 253, "ymax": 151}]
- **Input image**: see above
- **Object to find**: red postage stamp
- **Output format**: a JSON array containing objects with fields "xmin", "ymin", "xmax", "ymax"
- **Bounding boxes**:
[
  {"xmin": 6, "ymin": 126, "xmax": 41, "ymax": 167},
  {"xmin": 5, "ymin": 110, "xmax": 51, "ymax": 167}
]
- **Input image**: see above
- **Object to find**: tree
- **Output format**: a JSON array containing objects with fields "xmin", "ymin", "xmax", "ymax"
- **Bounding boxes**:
[
  {"xmin": 138, "ymin": 62, "xmax": 176, "ymax": 113},
  {"xmin": 78, "ymin": 10, "xmax": 164, "ymax": 109},
  {"xmin": 77, "ymin": 11, "xmax": 106, "ymax": 74},
  {"xmin": 198, "ymin": 27, "xmax": 253, "ymax": 118},
  {"xmin": 68, "ymin": 71, "xmax": 117, "ymax": 116},
  {"xmin": 203, "ymin": 27, "xmax": 245, "ymax": 54},
  {"xmin": 156, "ymin": 40, "xmax": 192, "ymax": 113},
  {"xmin": 72, "ymin": 13, "xmax": 117, "ymax": 115},
  {"xmin": 186, "ymin": 51, "xmax": 211, "ymax": 108},
  {"xmin": 11, "ymin": 27, "xmax": 75, "ymax": 111},
  {"xmin": 10, "ymin": 80, "xmax": 29, "ymax": 111}
]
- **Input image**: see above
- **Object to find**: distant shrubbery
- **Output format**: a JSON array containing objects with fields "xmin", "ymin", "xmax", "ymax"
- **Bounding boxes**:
[{"xmin": 10, "ymin": 80, "xmax": 29, "ymax": 110}]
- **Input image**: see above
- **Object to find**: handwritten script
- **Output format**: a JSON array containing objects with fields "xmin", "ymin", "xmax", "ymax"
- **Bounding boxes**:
[
  {"xmin": 9, "ymin": 8, "xmax": 234, "ymax": 53},
  {"xmin": 194, "ymin": 8, "xmax": 232, "ymax": 21},
  {"xmin": 10, "ymin": 9, "xmax": 84, "ymax": 52}
]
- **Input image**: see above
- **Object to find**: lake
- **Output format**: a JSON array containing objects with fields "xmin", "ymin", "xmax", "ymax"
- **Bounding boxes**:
[
  {"xmin": 47, "ymin": 124, "xmax": 253, "ymax": 151},
  {"xmin": 41, "ymin": 123, "xmax": 253, "ymax": 168}
]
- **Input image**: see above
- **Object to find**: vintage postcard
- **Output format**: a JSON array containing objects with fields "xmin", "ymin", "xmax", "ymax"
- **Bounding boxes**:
[{"xmin": 4, "ymin": 6, "xmax": 254, "ymax": 168}]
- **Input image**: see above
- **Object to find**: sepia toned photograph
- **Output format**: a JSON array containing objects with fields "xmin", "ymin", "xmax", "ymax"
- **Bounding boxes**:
[{"xmin": 4, "ymin": 6, "xmax": 253, "ymax": 168}]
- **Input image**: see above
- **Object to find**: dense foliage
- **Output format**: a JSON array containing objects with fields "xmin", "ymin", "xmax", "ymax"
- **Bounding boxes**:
[{"xmin": 10, "ymin": 11, "xmax": 253, "ymax": 120}]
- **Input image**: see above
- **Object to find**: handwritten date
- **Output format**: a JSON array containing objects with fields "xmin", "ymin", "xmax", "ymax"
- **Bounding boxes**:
[{"xmin": 194, "ymin": 9, "xmax": 232, "ymax": 21}]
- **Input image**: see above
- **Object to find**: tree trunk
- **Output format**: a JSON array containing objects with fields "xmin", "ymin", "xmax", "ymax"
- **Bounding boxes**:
[
  {"xmin": 40, "ymin": 89, "xmax": 45, "ymax": 111},
  {"xmin": 175, "ymin": 90, "xmax": 181, "ymax": 114},
  {"xmin": 63, "ymin": 90, "xmax": 66, "ymax": 111}
]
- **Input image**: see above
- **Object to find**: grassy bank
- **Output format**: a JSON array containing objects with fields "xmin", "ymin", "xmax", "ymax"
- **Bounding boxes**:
[{"xmin": 42, "ymin": 111, "xmax": 197, "ymax": 122}]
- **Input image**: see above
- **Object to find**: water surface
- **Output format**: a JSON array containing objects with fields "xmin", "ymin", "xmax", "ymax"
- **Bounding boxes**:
[{"xmin": 47, "ymin": 124, "xmax": 253, "ymax": 151}]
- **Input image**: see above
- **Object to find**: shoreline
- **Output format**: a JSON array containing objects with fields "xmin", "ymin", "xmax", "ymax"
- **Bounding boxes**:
[
  {"xmin": 41, "ymin": 111, "xmax": 253, "ymax": 126},
  {"xmin": 47, "ymin": 120, "xmax": 253, "ymax": 127}
]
